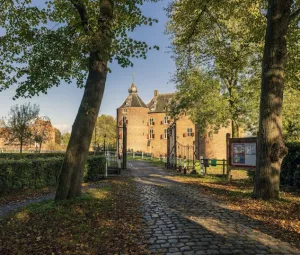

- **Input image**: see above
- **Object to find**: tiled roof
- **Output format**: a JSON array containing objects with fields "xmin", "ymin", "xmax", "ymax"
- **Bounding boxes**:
[
  {"xmin": 119, "ymin": 83, "xmax": 148, "ymax": 108},
  {"xmin": 147, "ymin": 93, "xmax": 174, "ymax": 113},
  {"xmin": 120, "ymin": 93, "xmax": 148, "ymax": 108}
]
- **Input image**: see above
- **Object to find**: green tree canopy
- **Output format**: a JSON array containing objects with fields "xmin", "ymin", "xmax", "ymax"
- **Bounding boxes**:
[
  {"xmin": 61, "ymin": 132, "xmax": 71, "ymax": 147},
  {"xmin": 1, "ymin": 0, "xmax": 160, "ymax": 200},
  {"xmin": 0, "ymin": 103, "xmax": 40, "ymax": 153},
  {"xmin": 0, "ymin": 0, "xmax": 159, "ymax": 98},
  {"xmin": 166, "ymin": 0, "xmax": 300, "ymax": 137},
  {"xmin": 91, "ymin": 114, "xmax": 116, "ymax": 149}
]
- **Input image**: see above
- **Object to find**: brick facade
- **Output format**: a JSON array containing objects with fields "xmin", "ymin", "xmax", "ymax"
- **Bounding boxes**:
[{"xmin": 117, "ymin": 83, "xmax": 235, "ymax": 159}]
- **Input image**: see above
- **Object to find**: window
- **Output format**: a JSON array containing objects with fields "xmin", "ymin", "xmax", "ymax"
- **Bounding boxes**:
[
  {"xmin": 122, "ymin": 116, "xmax": 127, "ymax": 124},
  {"xmin": 164, "ymin": 116, "xmax": 168, "ymax": 124},
  {"xmin": 149, "ymin": 129, "xmax": 154, "ymax": 139},
  {"xmin": 123, "ymin": 108, "xmax": 128, "ymax": 113},
  {"xmin": 164, "ymin": 129, "xmax": 167, "ymax": 139},
  {"xmin": 187, "ymin": 128, "xmax": 193, "ymax": 137},
  {"xmin": 149, "ymin": 118, "xmax": 154, "ymax": 126}
]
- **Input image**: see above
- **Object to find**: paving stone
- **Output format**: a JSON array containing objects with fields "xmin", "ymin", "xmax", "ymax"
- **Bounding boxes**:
[{"xmin": 124, "ymin": 161, "xmax": 300, "ymax": 255}]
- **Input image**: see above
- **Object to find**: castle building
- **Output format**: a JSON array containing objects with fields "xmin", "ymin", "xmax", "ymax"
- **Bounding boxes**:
[{"xmin": 117, "ymin": 82, "xmax": 233, "ymax": 159}]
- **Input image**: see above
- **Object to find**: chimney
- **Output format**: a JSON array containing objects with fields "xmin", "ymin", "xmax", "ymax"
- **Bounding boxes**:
[{"xmin": 154, "ymin": 90, "xmax": 159, "ymax": 97}]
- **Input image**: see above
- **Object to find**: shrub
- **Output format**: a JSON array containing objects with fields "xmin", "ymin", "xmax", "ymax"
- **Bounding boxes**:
[
  {"xmin": 281, "ymin": 142, "xmax": 300, "ymax": 188},
  {"xmin": 247, "ymin": 170, "xmax": 255, "ymax": 181},
  {"xmin": 84, "ymin": 156, "xmax": 107, "ymax": 182},
  {"xmin": 0, "ymin": 153, "xmax": 65, "ymax": 160},
  {"xmin": 0, "ymin": 151, "xmax": 97, "ymax": 160},
  {"xmin": 244, "ymin": 143, "xmax": 300, "ymax": 188},
  {"xmin": 0, "ymin": 156, "xmax": 106, "ymax": 194}
]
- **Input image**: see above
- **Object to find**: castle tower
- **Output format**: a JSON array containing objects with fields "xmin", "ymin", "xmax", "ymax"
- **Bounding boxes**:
[{"xmin": 117, "ymin": 82, "xmax": 149, "ymax": 152}]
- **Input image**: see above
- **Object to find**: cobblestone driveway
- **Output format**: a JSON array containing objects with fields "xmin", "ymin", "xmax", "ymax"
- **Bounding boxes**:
[{"xmin": 124, "ymin": 161, "xmax": 300, "ymax": 255}]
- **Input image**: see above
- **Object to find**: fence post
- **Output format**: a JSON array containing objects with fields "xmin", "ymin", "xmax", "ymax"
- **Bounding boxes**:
[
  {"xmin": 199, "ymin": 156, "xmax": 204, "ymax": 175},
  {"xmin": 105, "ymin": 161, "xmax": 108, "ymax": 178},
  {"xmin": 133, "ymin": 151, "xmax": 135, "ymax": 159},
  {"xmin": 142, "ymin": 151, "xmax": 144, "ymax": 159},
  {"xmin": 222, "ymin": 159, "xmax": 225, "ymax": 177},
  {"xmin": 226, "ymin": 133, "xmax": 231, "ymax": 182}
]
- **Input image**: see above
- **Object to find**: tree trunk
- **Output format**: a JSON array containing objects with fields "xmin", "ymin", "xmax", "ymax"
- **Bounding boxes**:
[
  {"xmin": 20, "ymin": 138, "xmax": 23, "ymax": 154},
  {"xmin": 231, "ymin": 120, "xmax": 239, "ymax": 138},
  {"xmin": 254, "ymin": 0, "xmax": 292, "ymax": 200},
  {"xmin": 55, "ymin": 0, "xmax": 114, "ymax": 200}
]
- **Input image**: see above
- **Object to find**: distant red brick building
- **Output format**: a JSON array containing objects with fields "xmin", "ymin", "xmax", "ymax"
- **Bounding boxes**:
[
  {"xmin": 117, "ymin": 83, "xmax": 237, "ymax": 159},
  {"xmin": 0, "ymin": 119, "xmax": 60, "ymax": 152}
]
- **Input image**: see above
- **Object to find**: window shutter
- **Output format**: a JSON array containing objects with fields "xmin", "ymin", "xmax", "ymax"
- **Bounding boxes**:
[
  {"xmin": 191, "ymin": 132, "xmax": 194, "ymax": 137},
  {"xmin": 126, "ymin": 120, "xmax": 128, "ymax": 124},
  {"xmin": 147, "ymin": 122, "xmax": 149, "ymax": 126},
  {"xmin": 153, "ymin": 122, "xmax": 155, "ymax": 126},
  {"xmin": 160, "ymin": 134, "xmax": 163, "ymax": 139},
  {"xmin": 153, "ymin": 134, "xmax": 155, "ymax": 139},
  {"xmin": 183, "ymin": 133, "xmax": 186, "ymax": 137},
  {"xmin": 147, "ymin": 134, "xmax": 149, "ymax": 139},
  {"xmin": 161, "ymin": 121, "xmax": 163, "ymax": 125}
]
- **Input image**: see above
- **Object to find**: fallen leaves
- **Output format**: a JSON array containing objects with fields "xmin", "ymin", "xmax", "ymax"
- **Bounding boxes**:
[
  {"xmin": 0, "ymin": 178, "xmax": 149, "ymax": 254},
  {"xmin": 170, "ymin": 175, "xmax": 300, "ymax": 249}
]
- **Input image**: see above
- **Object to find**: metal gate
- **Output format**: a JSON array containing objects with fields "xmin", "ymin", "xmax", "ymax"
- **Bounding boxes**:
[
  {"xmin": 167, "ymin": 121, "xmax": 196, "ymax": 171},
  {"xmin": 167, "ymin": 122, "xmax": 176, "ymax": 168},
  {"xmin": 117, "ymin": 119, "xmax": 127, "ymax": 170},
  {"xmin": 101, "ymin": 119, "xmax": 127, "ymax": 176}
]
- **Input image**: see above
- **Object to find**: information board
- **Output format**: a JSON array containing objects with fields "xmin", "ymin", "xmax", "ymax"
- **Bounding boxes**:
[
  {"xmin": 231, "ymin": 143, "xmax": 256, "ymax": 166},
  {"xmin": 228, "ymin": 137, "xmax": 257, "ymax": 168}
]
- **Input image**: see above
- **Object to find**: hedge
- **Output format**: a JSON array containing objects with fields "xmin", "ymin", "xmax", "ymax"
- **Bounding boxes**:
[
  {"xmin": 0, "ymin": 151, "xmax": 102, "ymax": 160},
  {"xmin": 247, "ymin": 143, "xmax": 300, "ymax": 188},
  {"xmin": 0, "ymin": 156, "xmax": 106, "ymax": 194},
  {"xmin": 281, "ymin": 142, "xmax": 300, "ymax": 188}
]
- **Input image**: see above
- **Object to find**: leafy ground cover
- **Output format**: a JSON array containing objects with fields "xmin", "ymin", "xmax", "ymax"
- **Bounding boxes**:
[
  {"xmin": 0, "ymin": 187, "xmax": 55, "ymax": 207},
  {"xmin": 0, "ymin": 178, "xmax": 148, "ymax": 254},
  {"xmin": 169, "ymin": 174, "xmax": 300, "ymax": 248}
]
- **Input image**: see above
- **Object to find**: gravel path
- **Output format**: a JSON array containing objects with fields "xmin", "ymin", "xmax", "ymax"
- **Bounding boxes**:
[{"xmin": 125, "ymin": 160, "xmax": 300, "ymax": 255}]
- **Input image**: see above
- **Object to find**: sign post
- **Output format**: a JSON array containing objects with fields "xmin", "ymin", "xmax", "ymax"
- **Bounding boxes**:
[{"xmin": 226, "ymin": 133, "xmax": 257, "ymax": 182}]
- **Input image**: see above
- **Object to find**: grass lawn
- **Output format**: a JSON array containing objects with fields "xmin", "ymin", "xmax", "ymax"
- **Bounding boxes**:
[
  {"xmin": 0, "ymin": 178, "xmax": 148, "ymax": 254},
  {"xmin": 168, "ymin": 174, "xmax": 300, "ymax": 248},
  {"xmin": 128, "ymin": 156, "xmax": 166, "ymax": 168}
]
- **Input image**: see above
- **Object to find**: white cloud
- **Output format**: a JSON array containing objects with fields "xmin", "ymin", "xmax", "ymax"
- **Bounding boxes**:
[{"xmin": 53, "ymin": 124, "xmax": 71, "ymax": 133}]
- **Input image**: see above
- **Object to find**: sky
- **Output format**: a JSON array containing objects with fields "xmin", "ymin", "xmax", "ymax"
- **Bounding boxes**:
[{"xmin": 0, "ymin": 1, "xmax": 176, "ymax": 134}]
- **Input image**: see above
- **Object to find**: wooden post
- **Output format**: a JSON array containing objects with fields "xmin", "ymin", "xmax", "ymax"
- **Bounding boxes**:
[
  {"xmin": 222, "ymin": 159, "xmax": 225, "ymax": 177},
  {"xmin": 226, "ymin": 133, "xmax": 231, "ymax": 182}
]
